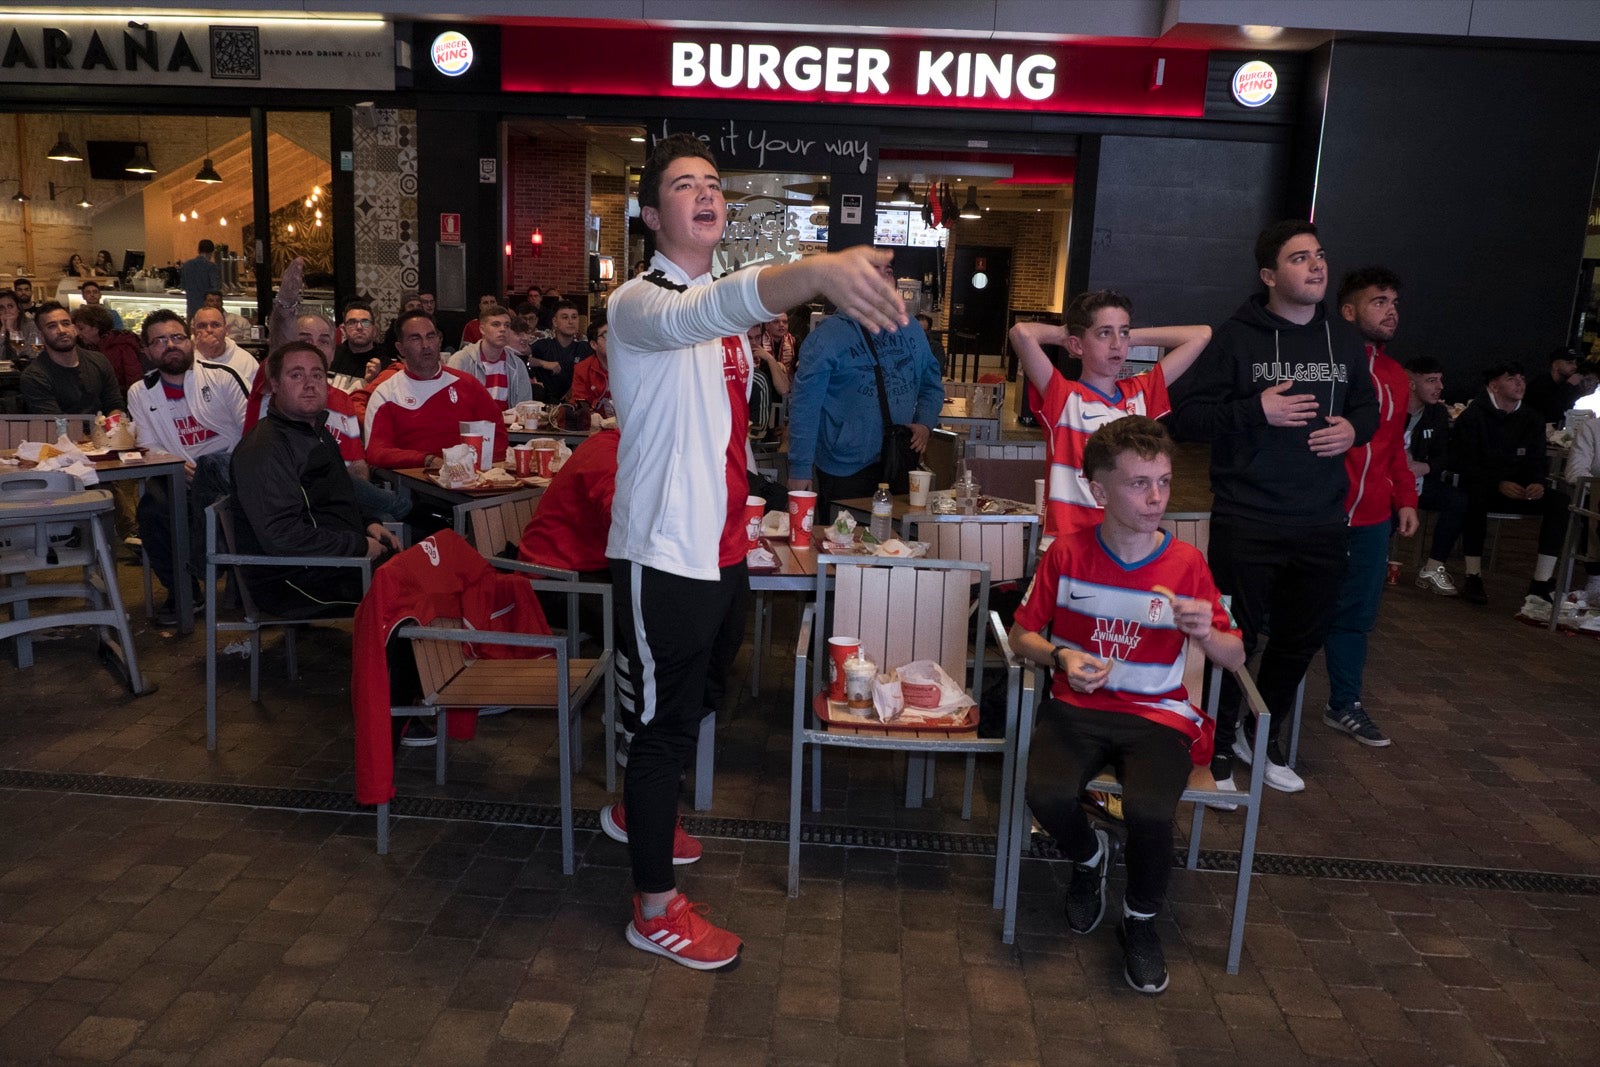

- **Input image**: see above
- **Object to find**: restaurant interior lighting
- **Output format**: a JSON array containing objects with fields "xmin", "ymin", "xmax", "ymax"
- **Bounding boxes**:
[
  {"xmin": 811, "ymin": 182, "xmax": 830, "ymax": 209},
  {"xmin": 888, "ymin": 179, "xmax": 916, "ymax": 207},
  {"xmin": 125, "ymin": 144, "xmax": 156, "ymax": 176},
  {"xmin": 49, "ymin": 182, "xmax": 92, "ymax": 208},
  {"xmin": 46, "ymin": 131, "xmax": 83, "ymax": 163},
  {"xmin": 1240, "ymin": 24, "xmax": 1285, "ymax": 40},
  {"xmin": 219, "ymin": 216, "xmax": 228, "ymax": 226},
  {"xmin": 194, "ymin": 117, "xmax": 222, "ymax": 184},
  {"xmin": 959, "ymin": 186, "xmax": 982, "ymax": 219},
  {"xmin": 2, "ymin": 179, "xmax": 30, "ymax": 204}
]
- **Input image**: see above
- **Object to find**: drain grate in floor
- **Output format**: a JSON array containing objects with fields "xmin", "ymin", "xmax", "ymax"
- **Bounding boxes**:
[{"xmin": 3, "ymin": 767, "xmax": 1596, "ymax": 897}]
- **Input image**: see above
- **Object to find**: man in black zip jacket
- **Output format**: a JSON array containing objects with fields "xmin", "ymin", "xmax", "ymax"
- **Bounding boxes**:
[
  {"xmin": 1404, "ymin": 357, "xmax": 1468, "ymax": 596},
  {"xmin": 230, "ymin": 342, "xmax": 400, "ymax": 618},
  {"xmin": 1168, "ymin": 220, "xmax": 1378, "ymax": 794}
]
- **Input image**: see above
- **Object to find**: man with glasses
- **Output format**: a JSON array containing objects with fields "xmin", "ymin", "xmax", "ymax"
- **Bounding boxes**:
[
  {"xmin": 364, "ymin": 310, "xmax": 506, "ymax": 473},
  {"xmin": 191, "ymin": 304, "xmax": 259, "ymax": 387},
  {"xmin": 332, "ymin": 300, "xmax": 393, "ymax": 386},
  {"xmin": 127, "ymin": 309, "xmax": 250, "ymax": 624}
]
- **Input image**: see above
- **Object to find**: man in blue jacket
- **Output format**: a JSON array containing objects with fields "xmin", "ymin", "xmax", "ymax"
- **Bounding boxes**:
[
  {"xmin": 787, "ymin": 260, "xmax": 946, "ymax": 519},
  {"xmin": 1169, "ymin": 220, "xmax": 1379, "ymax": 794}
]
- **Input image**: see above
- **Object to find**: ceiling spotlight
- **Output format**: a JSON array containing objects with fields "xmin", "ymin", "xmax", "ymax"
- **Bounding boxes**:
[
  {"xmin": 313, "ymin": 185, "xmax": 322, "ymax": 196},
  {"xmin": 1240, "ymin": 24, "xmax": 1285, "ymax": 40},
  {"xmin": 629, "ymin": 135, "xmax": 646, "ymax": 143},
  {"xmin": 193, "ymin": 158, "xmax": 223, "ymax": 184},
  {"xmin": 75, "ymin": 194, "xmax": 92, "ymax": 208},
  {"xmin": 286, "ymin": 224, "xmax": 295, "ymax": 234},
  {"xmin": 305, "ymin": 198, "xmax": 314, "ymax": 208},
  {"xmin": 888, "ymin": 179, "xmax": 916, "ymax": 207},
  {"xmin": 959, "ymin": 186, "xmax": 982, "ymax": 219},
  {"xmin": 219, "ymin": 215, "xmax": 228, "ymax": 226},
  {"xmin": 46, "ymin": 131, "xmax": 83, "ymax": 162}
]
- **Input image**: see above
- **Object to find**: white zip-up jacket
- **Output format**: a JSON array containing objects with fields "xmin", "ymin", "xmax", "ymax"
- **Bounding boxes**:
[
  {"xmin": 127, "ymin": 360, "xmax": 250, "ymax": 460},
  {"xmin": 606, "ymin": 253, "xmax": 773, "ymax": 580}
]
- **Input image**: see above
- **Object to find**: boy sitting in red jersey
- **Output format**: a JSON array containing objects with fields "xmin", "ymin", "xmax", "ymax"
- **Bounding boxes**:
[
  {"xmin": 1009, "ymin": 416, "xmax": 1243, "ymax": 995},
  {"xmin": 1011, "ymin": 291, "xmax": 1210, "ymax": 538}
]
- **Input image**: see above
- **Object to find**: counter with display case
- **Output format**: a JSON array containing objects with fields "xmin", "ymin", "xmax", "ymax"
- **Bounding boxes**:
[{"xmin": 60, "ymin": 289, "xmax": 335, "ymax": 339}]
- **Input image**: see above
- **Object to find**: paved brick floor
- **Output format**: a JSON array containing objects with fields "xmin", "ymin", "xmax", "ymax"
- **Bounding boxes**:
[{"xmin": 2, "ymin": 515, "xmax": 1599, "ymax": 1064}]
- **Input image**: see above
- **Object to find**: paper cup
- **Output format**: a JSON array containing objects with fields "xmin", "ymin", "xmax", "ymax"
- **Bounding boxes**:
[
  {"xmin": 1035, "ymin": 478, "xmax": 1047, "ymax": 515},
  {"xmin": 534, "ymin": 445, "xmax": 558, "ymax": 478},
  {"xmin": 461, "ymin": 434, "xmax": 485, "ymax": 469},
  {"xmin": 788, "ymin": 490, "xmax": 818, "ymax": 547},
  {"xmin": 908, "ymin": 469, "xmax": 933, "ymax": 507},
  {"xmin": 1386, "ymin": 560, "xmax": 1401, "ymax": 587},
  {"xmin": 827, "ymin": 636, "xmax": 860, "ymax": 701},
  {"xmin": 745, "ymin": 495, "xmax": 765, "ymax": 549},
  {"xmin": 512, "ymin": 444, "xmax": 535, "ymax": 478}
]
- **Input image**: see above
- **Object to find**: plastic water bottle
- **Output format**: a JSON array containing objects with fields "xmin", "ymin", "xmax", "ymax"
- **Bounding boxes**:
[{"xmin": 870, "ymin": 483, "xmax": 894, "ymax": 542}]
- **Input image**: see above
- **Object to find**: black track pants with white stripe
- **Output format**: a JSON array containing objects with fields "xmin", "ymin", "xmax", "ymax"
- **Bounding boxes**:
[{"xmin": 609, "ymin": 557, "xmax": 749, "ymax": 893}]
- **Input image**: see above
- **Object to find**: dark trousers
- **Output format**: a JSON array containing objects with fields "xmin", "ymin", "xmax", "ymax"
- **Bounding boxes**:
[
  {"xmin": 610, "ymin": 557, "xmax": 748, "ymax": 894},
  {"xmin": 1324, "ymin": 520, "xmax": 1389, "ymax": 710},
  {"xmin": 1026, "ymin": 702, "xmax": 1192, "ymax": 916},
  {"xmin": 1462, "ymin": 483, "xmax": 1569, "ymax": 559},
  {"xmin": 1418, "ymin": 479, "xmax": 1468, "ymax": 562},
  {"xmin": 1207, "ymin": 515, "xmax": 1348, "ymax": 750},
  {"xmin": 813, "ymin": 461, "xmax": 884, "ymax": 529},
  {"xmin": 136, "ymin": 451, "xmax": 232, "ymax": 594}
]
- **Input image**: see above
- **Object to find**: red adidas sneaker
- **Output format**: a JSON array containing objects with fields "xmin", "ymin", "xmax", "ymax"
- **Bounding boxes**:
[
  {"xmin": 626, "ymin": 893, "xmax": 741, "ymax": 971},
  {"xmin": 599, "ymin": 802, "xmax": 702, "ymax": 864}
]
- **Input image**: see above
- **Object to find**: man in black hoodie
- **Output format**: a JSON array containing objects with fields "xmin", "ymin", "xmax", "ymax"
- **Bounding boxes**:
[{"xmin": 1169, "ymin": 220, "xmax": 1378, "ymax": 794}]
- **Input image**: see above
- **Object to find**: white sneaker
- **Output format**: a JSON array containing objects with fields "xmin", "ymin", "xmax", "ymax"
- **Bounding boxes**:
[
  {"xmin": 1231, "ymin": 733, "xmax": 1253, "ymax": 767},
  {"xmin": 1262, "ymin": 760, "xmax": 1306, "ymax": 793},
  {"xmin": 1206, "ymin": 775, "xmax": 1239, "ymax": 812},
  {"xmin": 1415, "ymin": 564, "xmax": 1459, "ymax": 596}
]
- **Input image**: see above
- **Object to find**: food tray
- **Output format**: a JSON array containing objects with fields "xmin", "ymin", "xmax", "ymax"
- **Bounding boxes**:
[{"xmin": 813, "ymin": 693, "xmax": 977, "ymax": 732}]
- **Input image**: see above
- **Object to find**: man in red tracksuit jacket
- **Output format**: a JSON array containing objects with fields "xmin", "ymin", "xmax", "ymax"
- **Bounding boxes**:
[{"xmin": 1322, "ymin": 268, "xmax": 1419, "ymax": 748}]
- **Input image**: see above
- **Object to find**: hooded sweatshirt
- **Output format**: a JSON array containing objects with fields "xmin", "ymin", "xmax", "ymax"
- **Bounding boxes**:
[
  {"xmin": 1168, "ymin": 294, "xmax": 1378, "ymax": 526},
  {"xmin": 1343, "ymin": 342, "xmax": 1418, "ymax": 527}
]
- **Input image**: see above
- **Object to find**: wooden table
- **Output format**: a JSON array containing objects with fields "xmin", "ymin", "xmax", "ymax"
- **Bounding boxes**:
[
  {"xmin": 2, "ymin": 449, "xmax": 192, "ymax": 632},
  {"xmin": 388, "ymin": 466, "xmax": 547, "ymax": 511},
  {"xmin": 509, "ymin": 426, "xmax": 601, "ymax": 450}
]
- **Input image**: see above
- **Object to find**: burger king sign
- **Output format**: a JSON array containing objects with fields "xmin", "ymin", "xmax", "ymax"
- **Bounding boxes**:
[
  {"xmin": 431, "ymin": 31, "xmax": 475, "ymax": 77},
  {"xmin": 1231, "ymin": 60, "xmax": 1277, "ymax": 108}
]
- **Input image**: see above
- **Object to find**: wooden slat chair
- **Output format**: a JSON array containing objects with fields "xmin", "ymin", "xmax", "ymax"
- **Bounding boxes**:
[
  {"xmin": 0, "ymin": 470, "xmax": 148, "ymax": 694},
  {"xmin": 0, "ymin": 414, "xmax": 95, "ymax": 449},
  {"xmin": 789, "ymin": 554, "xmax": 1029, "ymax": 941},
  {"xmin": 203, "ymin": 500, "xmax": 374, "ymax": 751},
  {"xmin": 964, "ymin": 456, "xmax": 1047, "ymax": 506},
  {"xmin": 968, "ymin": 440, "xmax": 1047, "ymax": 461},
  {"xmin": 902, "ymin": 511, "xmax": 1041, "ymax": 817},
  {"xmin": 998, "ymin": 633, "xmax": 1273, "ymax": 969},
  {"xmin": 383, "ymin": 575, "xmax": 614, "ymax": 873},
  {"xmin": 453, "ymin": 489, "xmax": 541, "ymax": 561},
  {"xmin": 1551, "ymin": 475, "xmax": 1600, "ymax": 632}
]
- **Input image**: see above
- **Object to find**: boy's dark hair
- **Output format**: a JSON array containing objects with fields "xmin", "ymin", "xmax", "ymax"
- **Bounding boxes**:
[
  {"xmin": 552, "ymin": 299, "xmax": 578, "ymax": 316},
  {"xmin": 71, "ymin": 304, "xmax": 114, "ymax": 334},
  {"xmin": 639, "ymin": 132, "xmax": 717, "ymax": 211},
  {"xmin": 1481, "ymin": 360, "xmax": 1526, "ymax": 384},
  {"xmin": 30, "ymin": 300, "xmax": 67, "ymax": 323},
  {"xmin": 1082, "ymin": 415, "xmax": 1174, "ymax": 482},
  {"xmin": 140, "ymin": 308, "xmax": 189, "ymax": 343},
  {"xmin": 79, "ymin": 280, "xmax": 101, "ymax": 295},
  {"xmin": 586, "ymin": 311, "xmax": 607, "ymax": 342},
  {"xmin": 478, "ymin": 303, "xmax": 510, "ymax": 323},
  {"xmin": 1404, "ymin": 356, "xmax": 1443, "ymax": 376},
  {"xmin": 1064, "ymin": 290, "xmax": 1134, "ymax": 338},
  {"xmin": 342, "ymin": 299, "xmax": 374, "ymax": 320},
  {"xmin": 1254, "ymin": 219, "xmax": 1318, "ymax": 271},
  {"xmin": 1336, "ymin": 266, "xmax": 1401, "ymax": 307},
  {"xmin": 508, "ymin": 316, "xmax": 532, "ymax": 335},
  {"xmin": 197, "ymin": 239, "xmax": 215, "ymax": 254},
  {"xmin": 266, "ymin": 341, "xmax": 328, "ymax": 382}
]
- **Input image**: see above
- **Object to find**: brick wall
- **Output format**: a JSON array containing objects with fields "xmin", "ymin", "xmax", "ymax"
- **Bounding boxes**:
[
  {"xmin": 934, "ymin": 210, "xmax": 1065, "ymax": 329},
  {"xmin": 507, "ymin": 134, "xmax": 589, "ymax": 298},
  {"xmin": 589, "ymin": 169, "xmax": 627, "ymax": 295}
]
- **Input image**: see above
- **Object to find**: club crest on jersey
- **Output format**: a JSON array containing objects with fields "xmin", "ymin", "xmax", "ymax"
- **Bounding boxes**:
[
  {"xmin": 448, "ymin": 386, "xmax": 458, "ymax": 404},
  {"xmin": 420, "ymin": 539, "xmax": 440, "ymax": 567},
  {"xmin": 1149, "ymin": 598, "xmax": 1164, "ymax": 624},
  {"xmin": 721, "ymin": 336, "xmax": 749, "ymax": 386}
]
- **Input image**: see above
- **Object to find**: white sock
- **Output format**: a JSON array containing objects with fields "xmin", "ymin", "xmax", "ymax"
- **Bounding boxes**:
[
  {"xmin": 1464, "ymin": 556, "xmax": 1483, "ymax": 576},
  {"xmin": 1124, "ymin": 901, "xmax": 1156, "ymax": 920},
  {"xmin": 1533, "ymin": 555, "xmax": 1556, "ymax": 582}
]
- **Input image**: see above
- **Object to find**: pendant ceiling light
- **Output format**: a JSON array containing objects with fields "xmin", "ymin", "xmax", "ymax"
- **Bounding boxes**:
[
  {"xmin": 811, "ymin": 182, "xmax": 830, "ymax": 209},
  {"xmin": 126, "ymin": 118, "xmax": 157, "ymax": 175},
  {"xmin": 193, "ymin": 117, "xmax": 222, "ymax": 184},
  {"xmin": 46, "ymin": 130, "xmax": 83, "ymax": 162},
  {"xmin": 959, "ymin": 186, "xmax": 982, "ymax": 219},
  {"xmin": 888, "ymin": 179, "xmax": 916, "ymax": 207}
]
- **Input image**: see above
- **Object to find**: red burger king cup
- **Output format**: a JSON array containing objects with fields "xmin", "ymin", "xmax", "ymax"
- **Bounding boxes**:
[
  {"xmin": 534, "ymin": 444, "xmax": 558, "ymax": 478},
  {"xmin": 745, "ymin": 495, "xmax": 765, "ymax": 549},
  {"xmin": 460, "ymin": 434, "xmax": 485, "ymax": 470},
  {"xmin": 827, "ymin": 636, "xmax": 860, "ymax": 702},
  {"xmin": 788, "ymin": 490, "xmax": 818, "ymax": 547},
  {"xmin": 512, "ymin": 444, "xmax": 535, "ymax": 478}
]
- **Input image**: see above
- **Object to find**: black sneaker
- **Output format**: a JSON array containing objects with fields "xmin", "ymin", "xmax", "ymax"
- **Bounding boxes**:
[
  {"xmin": 399, "ymin": 717, "xmax": 438, "ymax": 748},
  {"xmin": 1527, "ymin": 579, "xmax": 1555, "ymax": 603},
  {"xmin": 1117, "ymin": 915, "xmax": 1169, "ymax": 994},
  {"xmin": 1323, "ymin": 701, "xmax": 1392, "ymax": 748},
  {"xmin": 1064, "ymin": 827, "xmax": 1113, "ymax": 934},
  {"xmin": 1462, "ymin": 574, "xmax": 1488, "ymax": 605}
]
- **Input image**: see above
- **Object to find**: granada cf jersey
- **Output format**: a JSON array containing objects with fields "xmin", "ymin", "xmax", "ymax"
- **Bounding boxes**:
[
  {"xmin": 1014, "ymin": 525, "xmax": 1236, "ymax": 742},
  {"xmin": 1035, "ymin": 366, "xmax": 1170, "ymax": 537}
]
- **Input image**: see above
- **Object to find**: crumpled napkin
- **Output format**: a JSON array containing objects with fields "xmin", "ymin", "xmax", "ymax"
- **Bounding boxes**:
[
  {"xmin": 746, "ymin": 543, "xmax": 776, "ymax": 568},
  {"xmin": 760, "ymin": 511, "xmax": 790, "ymax": 538},
  {"xmin": 886, "ymin": 660, "xmax": 975, "ymax": 722}
]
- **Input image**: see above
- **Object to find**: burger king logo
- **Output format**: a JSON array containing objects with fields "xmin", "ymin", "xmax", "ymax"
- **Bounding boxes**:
[
  {"xmin": 1231, "ymin": 60, "xmax": 1277, "ymax": 107},
  {"xmin": 431, "ymin": 31, "xmax": 474, "ymax": 77}
]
